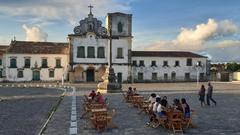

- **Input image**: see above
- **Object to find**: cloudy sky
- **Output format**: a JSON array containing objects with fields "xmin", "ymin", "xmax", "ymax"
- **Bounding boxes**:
[{"xmin": 0, "ymin": 0, "xmax": 240, "ymax": 62}]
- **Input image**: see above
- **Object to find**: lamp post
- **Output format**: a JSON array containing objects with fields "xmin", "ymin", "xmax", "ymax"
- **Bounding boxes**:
[{"xmin": 196, "ymin": 62, "xmax": 199, "ymax": 87}]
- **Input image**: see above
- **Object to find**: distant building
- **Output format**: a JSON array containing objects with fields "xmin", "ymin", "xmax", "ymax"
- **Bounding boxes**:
[
  {"xmin": 3, "ymin": 41, "xmax": 69, "ymax": 82},
  {"xmin": 131, "ymin": 51, "xmax": 207, "ymax": 82}
]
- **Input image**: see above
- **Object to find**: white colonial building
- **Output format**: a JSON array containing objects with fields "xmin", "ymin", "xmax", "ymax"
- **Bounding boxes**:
[
  {"xmin": 3, "ymin": 41, "xmax": 69, "ymax": 82},
  {"xmin": 0, "ymin": 9, "xmax": 208, "ymax": 83},
  {"xmin": 68, "ymin": 11, "xmax": 132, "ymax": 83},
  {"xmin": 131, "ymin": 51, "xmax": 207, "ymax": 82}
]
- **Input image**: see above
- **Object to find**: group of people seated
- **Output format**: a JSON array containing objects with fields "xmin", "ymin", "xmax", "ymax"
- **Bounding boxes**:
[
  {"xmin": 126, "ymin": 87, "xmax": 138, "ymax": 99},
  {"xmin": 146, "ymin": 93, "xmax": 190, "ymax": 126},
  {"xmin": 88, "ymin": 90, "xmax": 105, "ymax": 104}
]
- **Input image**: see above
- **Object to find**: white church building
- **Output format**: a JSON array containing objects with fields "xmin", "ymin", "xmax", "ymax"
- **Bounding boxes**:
[{"xmin": 0, "ymin": 8, "xmax": 208, "ymax": 83}]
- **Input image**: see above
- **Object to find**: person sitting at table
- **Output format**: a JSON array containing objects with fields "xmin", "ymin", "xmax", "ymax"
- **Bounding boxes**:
[
  {"xmin": 95, "ymin": 92, "xmax": 105, "ymax": 104},
  {"xmin": 181, "ymin": 98, "xmax": 191, "ymax": 118},
  {"xmin": 126, "ymin": 87, "xmax": 134, "ymax": 100},
  {"xmin": 173, "ymin": 98, "xmax": 183, "ymax": 112},
  {"xmin": 157, "ymin": 99, "xmax": 167, "ymax": 117},
  {"xmin": 88, "ymin": 90, "xmax": 96, "ymax": 100},
  {"xmin": 146, "ymin": 97, "xmax": 161, "ymax": 126},
  {"xmin": 161, "ymin": 96, "xmax": 169, "ymax": 108},
  {"xmin": 133, "ymin": 88, "xmax": 139, "ymax": 95}
]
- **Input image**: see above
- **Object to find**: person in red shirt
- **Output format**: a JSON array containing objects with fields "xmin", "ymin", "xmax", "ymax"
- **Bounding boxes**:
[
  {"xmin": 95, "ymin": 92, "xmax": 105, "ymax": 104},
  {"xmin": 88, "ymin": 90, "xmax": 96, "ymax": 100}
]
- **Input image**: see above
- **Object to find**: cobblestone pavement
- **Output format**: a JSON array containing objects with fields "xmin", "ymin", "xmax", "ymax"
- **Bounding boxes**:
[
  {"xmin": 0, "ymin": 88, "xmax": 63, "ymax": 135},
  {"xmin": 75, "ymin": 89, "xmax": 240, "ymax": 135}
]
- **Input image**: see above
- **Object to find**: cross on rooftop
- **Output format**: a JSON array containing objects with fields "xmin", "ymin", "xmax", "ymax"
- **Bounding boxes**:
[{"xmin": 88, "ymin": 4, "xmax": 94, "ymax": 14}]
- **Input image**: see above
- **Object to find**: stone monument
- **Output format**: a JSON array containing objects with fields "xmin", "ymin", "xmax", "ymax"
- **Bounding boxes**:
[{"xmin": 97, "ymin": 25, "xmax": 122, "ymax": 93}]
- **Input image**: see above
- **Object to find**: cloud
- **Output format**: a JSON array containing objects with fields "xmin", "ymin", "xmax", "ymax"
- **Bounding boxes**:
[
  {"xmin": 0, "ymin": 0, "xmax": 132, "ymax": 26},
  {"xmin": 145, "ymin": 18, "xmax": 239, "ymax": 51},
  {"xmin": 22, "ymin": 24, "xmax": 48, "ymax": 41}
]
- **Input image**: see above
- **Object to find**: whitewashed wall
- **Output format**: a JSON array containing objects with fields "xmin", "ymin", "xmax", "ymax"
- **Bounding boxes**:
[
  {"xmin": 71, "ymin": 33, "xmax": 108, "ymax": 64},
  {"xmin": 131, "ymin": 56, "xmax": 207, "ymax": 81},
  {"xmin": 5, "ymin": 54, "xmax": 68, "ymax": 82}
]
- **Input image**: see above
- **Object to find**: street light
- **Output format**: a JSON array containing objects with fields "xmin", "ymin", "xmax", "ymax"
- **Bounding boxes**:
[{"xmin": 196, "ymin": 62, "xmax": 200, "ymax": 87}]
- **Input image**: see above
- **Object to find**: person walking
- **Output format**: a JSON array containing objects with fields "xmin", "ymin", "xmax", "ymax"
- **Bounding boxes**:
[
  {"xmin": 207, "ymin": 82, "xmax": 217, "ymax": 106},
  {"xmin": 198, "ymin": 85, "xmax": 206, "ymax": 107}
]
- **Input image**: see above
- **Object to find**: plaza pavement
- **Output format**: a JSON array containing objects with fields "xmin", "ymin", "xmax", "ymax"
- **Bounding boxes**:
[
  {"xmin": 0, "ymin": 88, "xmax": 64, "ymax": 135},
  {"xmin": 42, "ymin": 84, "xmax": 240, "ymax": 135},
  {"xmin": 1, "ymin": 82, "xmax": 240, "ymax": 135}
]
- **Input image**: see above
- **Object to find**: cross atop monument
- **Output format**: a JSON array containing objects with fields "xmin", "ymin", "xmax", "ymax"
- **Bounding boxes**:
[{"xmin": 88, "ymin": 4, "xmax": 94, "ymax": 15}]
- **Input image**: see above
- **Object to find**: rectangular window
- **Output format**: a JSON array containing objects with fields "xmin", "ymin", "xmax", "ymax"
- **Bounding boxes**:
[
  {"xmin": 152, "ymin": 73, "xmax": 157, "ymax": 80},
  {"xmin": 163, "ymin": 61, "xmax": 168, "ymax": 67},
  {"xmin": 55, "ymin": 59, "xmax": 62, "ymax": 68},
  {"xmin": 117, "ymin": 48, "xmax": 123, "ymax": 58},
  {"xmin": 164, "ymin": 73, "xmax": 168, "ymax": 80},
  {"xmin": 10, "ymin": 58, "xmax": 17, "ymax": 68},
  {"xmin": 49, "ymin": 70, "xmax": 54, "ymax": 78},
  {"xmin": 151, "ymin": 61, "xmax": 157, "ymax": 67},
  {"xmin": 138, "ymin": 72, "xmax": 143, "ymax": 80},
  {"xmin": 77, "ymin": 46, "xmax": 85, "ymax": 58},
  {"xmin": 42, "ymin": 58, "xmax": 48, "ymax": 68},
  {"xmin": 185, "ymin": 73, "xmax": 190, "ymax": 80},
  {"xmin": 24, "ymin": 58, "xmax": 31, "ymax": 68},
  {"xmin": 186, "ymin": 58, "xmax": 192, "ymax": 66},
  {"xmin": 87, "ymin": 46, "xmax": 95, "ymax": 58},
  {"xmin": 97, "ymin": 47, "xmax": 105, "ymax": 58},
  {"xmin": 175, "ymin": 61, "xmax": 180, "ymax": 67},
  {"xmin": 0, "ymin": 70, "xmax": 2, "ymax": 78},
  {"xmin": 139, "ymin": 60, "xmax": 145, "ymax": 67},
  {"xmin": 0, "ymin": 59, "xmax": 2, "ymax": 65},
  {"xmin": 198, "ymin": 61, "xmax": 202, "ymax": 66},
  {"xmin": 17, "ymin": 70, "xmax": 23, "ymax": 78},
  {"xmin": 132, "ymin": 60, "xmax": 137, "ymax": 66}
]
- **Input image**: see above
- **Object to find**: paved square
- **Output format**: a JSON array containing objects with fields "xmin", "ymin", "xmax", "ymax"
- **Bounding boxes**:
[{"xmin": 0, "ymin": 87, "xmax": 63, "ymax": 135}]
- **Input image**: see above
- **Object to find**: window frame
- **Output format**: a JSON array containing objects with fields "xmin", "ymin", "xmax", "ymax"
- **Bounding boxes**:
[
  {"xmin": 186, "ymin": 58, "xmax": 192, "ymax": 66},
  {"xmin": 77, "ymin": 46, "xmax": 85, "ymax": 58},
  {"xmin": 17, "ymin": 70, "xmax": 24, "ymax": 78},
  {"xmin": 49, "ymin": 70, "xmax": 55, "ymax": 78},
  {"xmin": 87, "ymin": 46, "xmax": 95, "ymax": 58},
  {"xmin": 24, "ymin": 58, "xmax": 31, "ymax": 68},
  {"xmin": 41, "ymin": 58, "xmax": 48, "ymax": 68},
  {"xmin": 116, "ymin": 48, "xmax": 123, "ymax": 59},
  {"xmin": 10, "ymin": 58, "xmax": 17, "ymax": 68},
  {"xmin": 97, "ymin": 47, "xmax": 105, "ymax": 58},
  {"xmin": 55, "ymin": 59, "xmax": 62, "ymax": 68}
]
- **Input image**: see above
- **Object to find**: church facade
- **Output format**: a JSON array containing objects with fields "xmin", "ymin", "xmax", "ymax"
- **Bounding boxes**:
[{"xmin": 0, "ymin": 9, "xmax": 208, "ymax": 83}]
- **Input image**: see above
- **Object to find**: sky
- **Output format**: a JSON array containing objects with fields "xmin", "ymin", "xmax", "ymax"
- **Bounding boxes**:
[{"xmin": 0, "ymin": 0, "xmax": 240, "ymax": 62}]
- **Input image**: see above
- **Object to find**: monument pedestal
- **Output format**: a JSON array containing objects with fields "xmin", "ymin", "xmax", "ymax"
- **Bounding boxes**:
[{"xmin": 97, "ymin": 67, "xmax": 122, "ymax": 93}]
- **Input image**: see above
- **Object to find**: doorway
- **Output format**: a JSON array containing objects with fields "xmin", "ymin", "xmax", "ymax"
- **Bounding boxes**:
[
  {"xmin": 32, "ymin": 70, "xmax": 40, "ymax": 81},
  {"xmin": 86, "ymin": 69, "xmax": 94, "ymax": 82}
]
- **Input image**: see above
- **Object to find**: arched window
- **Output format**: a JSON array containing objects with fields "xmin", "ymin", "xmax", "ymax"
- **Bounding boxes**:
[
  {"xmin": 87, "ymin": 46, "xmax": 95, "ymax": 58},
  {"xmin": 118, "ymin": 22, "xmax": 123, "ymax": 33},
  {"xmin": 97, "ymin": 47, "xmax": 105, "ymax": 58},
  {"xmin": 77, "ymin": 46, "xmax": 85, "ymax": 58}
]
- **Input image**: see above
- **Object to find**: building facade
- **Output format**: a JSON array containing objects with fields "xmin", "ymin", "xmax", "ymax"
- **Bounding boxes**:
[
  {"xmin": 68, "ymin": 11, "xmax": 132, "ymax": 83},
  {"xmin": 3, "ymin": 41, "xmax": 69, "ymax": 82},
  {"xmin": 131, "ymin": 51, "xmax": 207, "ymax": 82}
]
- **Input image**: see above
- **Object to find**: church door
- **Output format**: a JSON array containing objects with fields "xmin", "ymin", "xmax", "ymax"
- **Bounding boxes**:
[
  {"xmin": 33, "ymin": 71, "xmax": 40, "ymax": 81},
  {"xmin": 86, "ymin": 69, "xmax": 94, "ymax": 82}
]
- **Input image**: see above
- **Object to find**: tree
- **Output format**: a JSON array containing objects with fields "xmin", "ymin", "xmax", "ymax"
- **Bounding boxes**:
[{"xmin": 226, "ymin": 62, "xmax": 240, "ymax": 72}]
